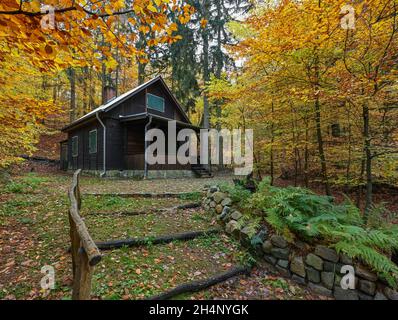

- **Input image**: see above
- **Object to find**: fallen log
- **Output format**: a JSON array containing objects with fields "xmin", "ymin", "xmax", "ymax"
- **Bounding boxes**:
[
  {"xmin": 89, "ymin": 202, "xmax": 201, "ymax": 216},
  {"xmin": 83, "ymin": 192, "xmax": 201, "ymax": 199},
  {"xmin": 95, "ymin": 229, "xmax": 220, "ymax": 250},
  {"xmin": 174, "ymin": 202, "xmax": 202, "ymax": 210},
  {"xmin": 20, "ymin": 154, "xmax": 60, "ymax": 164},
  {"xmin": 147, "ymin": 265, "xmax": 251, "ymax": 300}
]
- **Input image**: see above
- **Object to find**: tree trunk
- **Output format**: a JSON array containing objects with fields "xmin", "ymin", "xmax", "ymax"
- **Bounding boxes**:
[
  {"xmin": 314, "ymin": 55, "xmax": 331, "ymax": 196},
  {"xmin": 202, "ymin": 0, "xmax": 210, "ymax": 130},
  {"xmin": 345, "ymin": 104, "xmax": 352, "ymax": 193},
  {"xmin": 138, "ymin": 62, "xmax": 146, "ymax": 85},
  {"xmin": 215, "ymin": 1, "xmax": 224, "ymax": 169},
  {"xmin": 363, "ymin": 102, "xmax": 373, "ymax": 219},
  {"xmin": 270, "ymin": 101, "xmax": 275, "ymax": 185},
  {"xmin": 304, "ymin": 117, "xmax": 309, "ymax": 188},
  {"xmin": 82, "ymin": 67, "xmax": 88, "ymax": 115},
  {"xmin": 101, "ymin": 63, "xmax": 107, "ymax": 105},
  {"xmin": 67, "ymin": 68, "xmax": 76, "ymax": 123}
]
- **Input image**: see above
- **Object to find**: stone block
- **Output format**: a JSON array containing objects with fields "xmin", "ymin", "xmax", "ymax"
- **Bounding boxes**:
[
  {"xmin": 270, "ymin": 235, "xmax": 288, "ymax": 248},
  {"xmin": 230, "ymin": 211, "xmax": 243, "ymax": 221},
  {"xmin": 264, "ymin": 255, "xmax": 277, "ymax": 265},
  {"xmin": 306, "ymin": 267, "xmax": 320, "ymax": 283},
  {"xmin": 308, "ymin": 283, "xmax": 332, "ymax": 297},
  {"xmin": 333, "ymin": 287, "xmax": 359, "ymax": 300},
  {"xmin": 323, "ymin": 261, "xmax": 336, "ymax": 272},
  {"xmin": 262, "ymin": 240, "xmax": 273, "ymax": 254},
  {"xmin": 315, "ymin": 245, "xmax": 339, "ymax": 263},
  {"xmin": 271, "ymin": 247, "xmax": 290, "ymax": 260},
  {"xmin": 221, "ymin": 198, "xmax": 232, "ymax": 207},
  {"xmin": 292, "ymin": 275, "xmax": 306, "ymax": 286},
  {"xmin": 306, "ymin": 253, "xmax": 323, "ymax": 271},
  {"xmin": 290, "ymin": 256, "xmax": 306, "ymax": 278},
  {"xmin": 384, "ymin": 287, "xmax": 398, "ymax": 300},
  {"xmin": 358, "ymin": 280, "xmax": 376, "ymax": 296},
  {"xmin": 277, "ymin": 259, "xmax": 289, "ymax": 269},
  {"xmin": 321, "ymin": 272, "xmax": 335, "ymax": 290},
  {"xmin": 213, "ymin": 192, "xmax": 227, "ymax": 204},
  {"xmin": 356, "ymin": 265, "xmax": 377, "ymax": 282}
]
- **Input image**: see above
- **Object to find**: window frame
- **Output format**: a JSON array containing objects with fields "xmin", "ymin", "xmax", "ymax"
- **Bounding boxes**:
[
  {"xmin": 71, "ymin": 136, "xmax": 79, "ymax": 157},
  {"xmin": 88, "ymin": 129, "xmax": 98, "ymax": 154},
  {"xmin": 147, "ymin": 93, "xmax": 165, "ymax": 113}
]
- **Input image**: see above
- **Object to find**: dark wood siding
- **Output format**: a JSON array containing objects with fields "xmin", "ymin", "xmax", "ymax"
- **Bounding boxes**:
[
  {"xmin": 106, "ymin": 91, "xmax": 146, "ymax": 119},
  {"xmin": 147, "ymin": 82, "xmax": 186, "ymax": 121},
  {"xmin": 106, "ymin": 118, "xmax": 124, "ymax": 170},
  {"xmin": 106, "ymin": 81, "xmax": 188, "ymax": 122},
  {"xmin": 67, "ymin": 120, "xmax": 103, "ymax": 171}
]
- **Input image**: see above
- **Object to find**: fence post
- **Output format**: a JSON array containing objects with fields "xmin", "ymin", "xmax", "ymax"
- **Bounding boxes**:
[
  {"xmin": 68, "ymin": 169, "xmax": 101, "ymax": 300},
  {"xmin": 73, "ymin": 248, "xmax": 95, "ymax": 300}
]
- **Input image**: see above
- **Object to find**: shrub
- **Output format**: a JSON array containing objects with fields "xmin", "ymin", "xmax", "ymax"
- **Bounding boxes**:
[{"xmin": 219, "ymin": 183, "xmax": 252, "ymax": 206}]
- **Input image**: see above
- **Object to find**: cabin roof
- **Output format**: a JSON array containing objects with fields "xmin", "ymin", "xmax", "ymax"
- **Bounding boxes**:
[
  {"xmin": 62, "ymin": 76, "xmax": 191, "ymax": 132},
  {"xmin": 118, "ymin": 112, "xmax": 202, "ymax": 131}
]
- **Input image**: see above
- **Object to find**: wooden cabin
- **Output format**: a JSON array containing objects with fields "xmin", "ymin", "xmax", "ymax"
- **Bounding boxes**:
[{"xmin": 60, "ymin": 76, "xmax": 211, "ymax": 179}]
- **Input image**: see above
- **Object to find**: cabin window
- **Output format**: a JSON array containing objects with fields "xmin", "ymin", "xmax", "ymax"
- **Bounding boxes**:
[
  {"xmin": 147, "ymin": 93, "xmax": 165, "ymax": 112},
  {"xmin": 72, "ymin": 136, "xmax": 78, "ymax": 157},
  {"xmin": 89, "ymin": 130, "xmax": 97, "ymax": 154}
]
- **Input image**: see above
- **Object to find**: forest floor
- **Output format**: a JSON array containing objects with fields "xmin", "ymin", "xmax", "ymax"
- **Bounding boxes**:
[{"xmin": 0, "ymin": 168, "xmax": 327, "ymax": 300}]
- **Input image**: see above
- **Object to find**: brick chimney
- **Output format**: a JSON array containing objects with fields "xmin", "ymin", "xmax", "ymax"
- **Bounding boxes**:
[{"xmin": 103, "ymin": 85, "xmax": 116, "ymax": 104}]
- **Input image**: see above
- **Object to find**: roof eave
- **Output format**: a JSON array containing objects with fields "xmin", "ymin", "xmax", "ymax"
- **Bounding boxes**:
[{"xmin": 61, "ymin": 112, "xmax": 101, "ymax": 132}]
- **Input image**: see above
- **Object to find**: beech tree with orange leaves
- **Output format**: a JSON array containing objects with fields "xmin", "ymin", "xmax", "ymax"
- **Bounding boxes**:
[
  {"xmin": 207, "ymin": 0, "xmax": 398, "ymax": 213},
  {"xmin": 0, "ymin": 0, "xmax": 193, "ymax": 168}
]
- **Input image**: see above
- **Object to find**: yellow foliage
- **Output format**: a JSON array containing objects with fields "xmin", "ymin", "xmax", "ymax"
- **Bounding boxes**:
[{"xmin": 0, "ymin": 55, "xmax": 61, "ymax": 168}]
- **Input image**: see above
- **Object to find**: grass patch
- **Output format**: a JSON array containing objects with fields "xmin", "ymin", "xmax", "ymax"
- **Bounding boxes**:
[
  {"xmin": 0, "ymin": 198, "xmax": 39, "ymax": 217},
  {"xmin": 178, "ymin": 192, "xmax": 202, "ymax": 201},
  {"xmin": 3, "ymin": 173, "xmax": 48, "ymax": 194},
  {"xmin": 261, "ymin": 278, "xmax": 290, "ymax": 291},
  {"xmin": 85, "ymin": 209, "xmax": 214, "ymax": 241},
  {"xmin": 91, "ymin": 237, "xmax": 239, "ymax": 299},
  {"xmin": 82, "ymin": 195, "xmax": 191, "ymax": 213}
]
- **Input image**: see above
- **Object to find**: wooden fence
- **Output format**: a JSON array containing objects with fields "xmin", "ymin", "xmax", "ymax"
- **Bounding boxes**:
[{"xmin": 68, "ymin": 169, "xmax": 102, "ymax": 300}]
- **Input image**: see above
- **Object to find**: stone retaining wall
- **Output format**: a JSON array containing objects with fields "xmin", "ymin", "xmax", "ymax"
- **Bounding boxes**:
[{"xmin": 202, "ymin": 186, "xmax": 398, "ymax": 300}]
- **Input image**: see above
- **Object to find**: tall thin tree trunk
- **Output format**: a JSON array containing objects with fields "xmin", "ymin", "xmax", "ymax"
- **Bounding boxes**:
[
  {"xmin": 363, "ymin": 102, "xmax": 373, "ymax": 219},
  {"xmin": 346, "ymin": 104, "xmax": 352, "ymax": 193},
  {"xmin": 304, "ymin": 115, "xmax": 309, "ymax": 188},
  {"xmin": 202, "ymin": 0, "xmax": 210, "ymax": 130},
  {"xmin": 67, "ymin": 68, "xmax": 76, "ymax": 123},
  {"xmin": 138, "ymin": 62, "xmax": 146, "ymax": 85},
  {"xmin": 101, "ymin": 63, "xmax": 107, "ymax": 105},
  {"xmin": 82, "ymin": 67, "xmax": 88, "ymax": 115},
  {"xmin": 270, "ymin": 101, "xmax": 275, "ymax": 186},
  {"xmin": 215, "ymin": 1, "xmax": 224, "ymax": 169},
  {"xmin": 314, "ymin": 0, "xmax": 331, "ymax": 196},
  {"xmin": 314, "ymin": 57, "xmax": 331, "ymax": 196}
]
